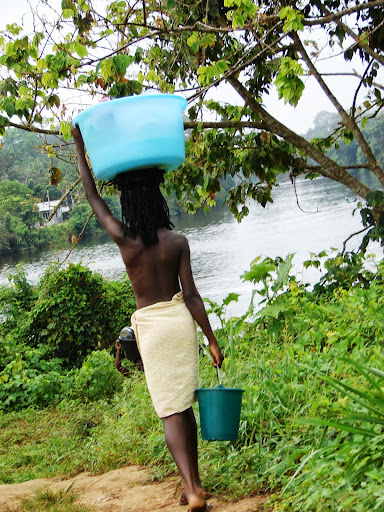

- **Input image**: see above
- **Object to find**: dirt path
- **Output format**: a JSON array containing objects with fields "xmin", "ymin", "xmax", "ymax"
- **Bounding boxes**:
[{"xmin": 0, "ymin": 466, "xmax": 269, "ymax": 512}]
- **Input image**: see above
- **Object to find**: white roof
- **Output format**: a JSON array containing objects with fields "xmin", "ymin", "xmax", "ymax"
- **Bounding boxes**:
[{"xmin": 37, "ymin": 200, "xmax": 61, "ymax": 212}]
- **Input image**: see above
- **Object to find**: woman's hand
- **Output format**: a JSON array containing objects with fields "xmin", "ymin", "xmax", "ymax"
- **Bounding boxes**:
[
  {"xmin": 209, "ymin": 341, "xmax": 224, "ymax": 368},
  {"xmin": 71, "ymin": 124, "xmax": 84, "ymax": 149},
  {"xmin": 115, "ymin": 339, "xmax": 121, "ymax": 350}
]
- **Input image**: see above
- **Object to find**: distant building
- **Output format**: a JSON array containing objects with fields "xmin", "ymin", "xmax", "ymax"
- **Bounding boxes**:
[{"xmin": 37, "ymin": 199, "xmax": 72, "ymax": 225}]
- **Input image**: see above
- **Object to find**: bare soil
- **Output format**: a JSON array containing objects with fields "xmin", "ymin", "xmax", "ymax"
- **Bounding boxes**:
[{"xmin": 0, "ymin": 466, "xmax": 269, "ymax": 512}]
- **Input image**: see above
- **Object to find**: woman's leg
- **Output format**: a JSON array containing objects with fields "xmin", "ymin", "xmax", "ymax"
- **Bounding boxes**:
[{"xmin": 162, "ymin": 407, "xmax": 207, "ymax": 511}]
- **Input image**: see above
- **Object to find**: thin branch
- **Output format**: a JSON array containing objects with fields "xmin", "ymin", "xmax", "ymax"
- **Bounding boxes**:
[
  {"xmin": 304, "ymin": 0, "xmax": 384, "ymax": 27},
  {"xmin": 312, "ymin": 72, "xmax": 384, "ymax": 92},
  {"xmin": 303, "ymin": 164, "xmax": 372, "ymax": 170},
  {"xmin": 341, "ymin": 227, "xmax": 370, "ymax": 256},
  {"xmin": 143, "ymin": 0, "xmax": 146, "ymax": 25},
  {"xmin": 319, "ymin": 4, "xmax": 384, "ymax": 67},
  {"xmin": 117, "ymin": 19, "xmax": 254, "ymax": 34},
  {"xmin": 59, "ymin": 181, "xmax": 106, "ymax": 265},
  {"xmin": 47, "ymin": 177, "xmax": 81, "ymax": 222},
  {"xmin": 60, "ymin": 210, "xmax": 95, "ymax": 265},
  {"xmin": 351, "ymin": 58, "xmax": 373, "ymax": 119},
  {"xmin": 291, "ymin": 174, "xmax": 319, "ymax": 214},
  {"xmin": 8, "ymin": 121, "xmax": 60, "ymax": 136},
  {"xmin": 183, "ymin": 120, "xmax": 265, "ymax": 130}
]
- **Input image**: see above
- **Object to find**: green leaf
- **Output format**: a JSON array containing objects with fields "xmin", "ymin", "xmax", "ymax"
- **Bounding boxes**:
[
  {"xmin": 241, "ymin": 258, "xmax": 276, "ymax": 284},
  {"xmin": 339, "ymin": 357, "xmax": 383, "ymax": 393},
  {"xmin": 113, "ymin": 54, "xmax": 133, "ymax": 75},
  {"xmin": 294, "ymin": 417, "xmax": 376, "ymax": 438},
  {"xmin": 222, "ymin": 293, "xmax": 240, "ymax": 306},
  {"xmin": 36, "ymin": 58, "xmax": 47, "ymax": 72},
  {"xmin": 324, "ymin": 376, "xmax": 384, "ymax": 417},
  {"xmin": 187, "ymin": 32, "xmax": 199, "ymax": 50},
  {"xmin": 272, "ymin": 253, "xmax": 294, "ymax": 292},
  {"xmin": 74, "ymin": 42, "xmax": 88, "ymax": 58},
  {"xmin": 130, "ymin": 24, "xmax": 139, "ymax": 38},
  {"xmin": 0, "ymin": 115, "xmax": 11, "ymax": 127},
  {"xmin": 366, "ymin": 190, "xmax": 384, "ymax": 207},
  {"xmin": 62, "ymin": 9, "xmax": 75, "ymax": 19},
  {"xmin": 59, "ymin": 121, "xmax": 72, "ymax": 141},
  {"xmin": 258, "ymin": 302, "xmax": 287, "ymax": 320}
]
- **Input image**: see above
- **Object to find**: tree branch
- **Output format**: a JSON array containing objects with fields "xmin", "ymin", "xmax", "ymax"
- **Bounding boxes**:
[
  {"xmin": 305, "ymin": 0, "xmax": 384, "ymax": 26},
  {"xmin": 183, "ymin": 120, "xmax": 266, "ymax": 130},
  {"xmin": 9, "ymin": 121, "xmax": 60, "ymax": 136},
  {"xmin": 292, "ymin": 32, "xmax": 384, "ymax": 188},
  {"xmin": 303, "ymin": 164, "xmax": 372, "ymax": 170},
  {"xmin": 227, "ymin": 75, "xmax": 372, "ymax": 200},
  {"xmin": 125, "ymin": 0, "xmax": 384, "ymax": 34},
  {"xmin": 341, "ymin": 227, "xmax": 370, "ymax": 256},
  {"xmin": 318, "ymin": 4, "xmax": 384, "ymax": 67},
  {"xmin": 351, "ymin": 58, "xmax": 373, "ymax": 119},
  {"xmin": 47, "ymin": 177, "xmax": 81, "ymax": 222},
  {"xmin": 117, "ymin": 19, "xmax": 254, "ymax": 34}
]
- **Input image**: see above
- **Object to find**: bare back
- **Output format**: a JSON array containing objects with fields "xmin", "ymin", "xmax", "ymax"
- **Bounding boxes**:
[
  {"xmin": 72, "ymin": 124, "xmax": 223, "ymax": 366},
  {"xmin": 117, "ymin": 229, "xmax": 186, "ymax": 309}
]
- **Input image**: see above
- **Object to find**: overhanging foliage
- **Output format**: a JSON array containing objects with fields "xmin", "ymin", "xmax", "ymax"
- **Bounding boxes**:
[{"xmin": 0, "ymin": 0, "xmax": 383, "ymax": 237}]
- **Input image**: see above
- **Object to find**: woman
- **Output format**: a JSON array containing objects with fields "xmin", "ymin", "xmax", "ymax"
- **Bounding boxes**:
[{"xmin": 71, "ymin": 125, "xmax": 223, "ymax": 512}]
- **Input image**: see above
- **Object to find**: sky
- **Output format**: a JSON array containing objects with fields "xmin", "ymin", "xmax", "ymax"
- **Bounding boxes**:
[{"xmin": 1, "ymin": 1, "xmax": 381, "ymax": 135}]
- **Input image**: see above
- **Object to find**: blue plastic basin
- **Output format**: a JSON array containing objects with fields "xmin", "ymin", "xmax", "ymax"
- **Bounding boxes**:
[{"xmin": 73, "ymin": 94, "xmax": 188, "ymax": 181}]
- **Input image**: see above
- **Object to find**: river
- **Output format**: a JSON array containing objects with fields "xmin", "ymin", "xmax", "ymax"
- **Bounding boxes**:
[{"xmin": 0, "ymin": 177, "xmax": 380, "ymax": 323}]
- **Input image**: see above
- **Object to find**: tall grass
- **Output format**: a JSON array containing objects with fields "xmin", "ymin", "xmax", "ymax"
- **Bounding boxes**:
[{"xmin": 7, "ymin": 487, "xmax": 93, "ymax": 512}]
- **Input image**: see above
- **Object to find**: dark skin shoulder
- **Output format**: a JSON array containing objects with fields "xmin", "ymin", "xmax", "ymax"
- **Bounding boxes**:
[{"xmin": 71, "ymin": 125, "xmax": 223, "ymax": 367}]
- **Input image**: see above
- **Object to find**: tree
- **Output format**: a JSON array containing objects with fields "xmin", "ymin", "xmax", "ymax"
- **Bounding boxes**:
[
  {"xmin": 0, "ymin": 0, "xmax": 383, "ymax": 240},
  {"xmin": 0, "ymin": 179, "xmax": 39, "ymax": 227},
  {"xmin": 0, "ymin": 179, "xmax": 40, "ymax": 252}
]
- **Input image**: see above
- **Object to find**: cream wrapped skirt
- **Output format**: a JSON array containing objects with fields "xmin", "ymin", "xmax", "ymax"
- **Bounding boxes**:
[{"xmin": 131, "ymin": 292, "xmax": 199, "ymax": 418}]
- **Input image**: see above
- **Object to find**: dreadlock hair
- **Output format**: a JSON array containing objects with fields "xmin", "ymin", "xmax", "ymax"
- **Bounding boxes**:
[{"xmin": 112, "ymin": 167, "xmax": 174, "ymax": 247}]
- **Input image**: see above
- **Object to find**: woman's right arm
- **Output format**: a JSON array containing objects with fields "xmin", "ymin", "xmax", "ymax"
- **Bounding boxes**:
[
  {"xmin": 115, "ymin": 340, "xmax": 131, "ymax": 377},
  {"xmin": 178, "ymin": 236, "xmax": 223, "ymax": 367},
  {"xmin": 71, "ymin": 125, "xmax": 125, "ymax": 244}
]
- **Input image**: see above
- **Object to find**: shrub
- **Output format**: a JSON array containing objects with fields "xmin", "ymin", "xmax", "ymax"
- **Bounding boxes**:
[
  {"xmin": 65, "ymin": 350, "xmax": 124, "ymax": 402},
  {"xmin": 0, "ymin": 346, "xmax": 64, "ymax": 411},
  {"xmin": 5, "ymin": 263, "xmax": 136, "ymax": 368},
  {"xmin": 0, "ymin": 265, "xmax": 36, "ymax": 336}
]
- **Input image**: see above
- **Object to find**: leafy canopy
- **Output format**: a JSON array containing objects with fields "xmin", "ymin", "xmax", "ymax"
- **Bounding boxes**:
[{"xmin": 0, "ymin": 0, "xmax": 383, "ymax": 240}]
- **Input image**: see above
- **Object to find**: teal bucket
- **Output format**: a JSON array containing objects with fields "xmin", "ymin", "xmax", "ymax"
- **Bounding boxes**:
[{"xmin": 196, "ymin": 385, "xmax": 244, "ymax": 441}]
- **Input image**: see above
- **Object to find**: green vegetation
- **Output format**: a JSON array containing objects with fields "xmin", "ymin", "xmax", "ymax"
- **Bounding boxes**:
[
  {"xmin": 0, "ymin": 174, "xmax": 121, "ymax": 257},
  {"xmin": 0, "ymin": 263, "xmax": 135, "ymax": 410},
  {"xmin": 1, "ymin": 252, "xmax": 384, "ymax": 511},
  {"xmin": 8, "ymin": 487, "xmax": 93, "ymax": 512},
  {"xmin": 1, "ymin": 1, "xmax": 384, "ymax": 231}
]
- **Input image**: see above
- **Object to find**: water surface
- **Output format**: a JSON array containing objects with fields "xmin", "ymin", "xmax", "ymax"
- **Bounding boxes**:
[{"xmin": 0, "ymin": 177, "xmax": 379, "ymax": 322}]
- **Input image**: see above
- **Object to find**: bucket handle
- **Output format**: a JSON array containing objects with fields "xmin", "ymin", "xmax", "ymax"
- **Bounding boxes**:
[
  {"xmin": 198, "ymin": 335, "xmax": 223, "ymax": 387},
  {"xmin": 216, "ymin": 366, "xmax": 222, "ymax": 386}
]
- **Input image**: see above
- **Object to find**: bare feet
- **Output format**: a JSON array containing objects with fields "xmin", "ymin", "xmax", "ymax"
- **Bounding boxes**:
[
  {"xmin": 187, "ymin": 502, "xmax": 212, "ymax": 512},
  {"xmin": 187, "ymin": 493, "xmax": 211, "ymax": 512},
  {"xmin": 179, "ymin": 491, "xmax": 212, "ymax": 506}
]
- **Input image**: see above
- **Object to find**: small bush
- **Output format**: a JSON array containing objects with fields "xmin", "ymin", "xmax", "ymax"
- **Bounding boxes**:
[
  {"xmin": 0, "ymin": 346, "xmax": 64, "ymax": 411},
  {"xmin": 65, "ymin": 350, "xmax": 124, "ymax": 402},
  {"xmin": 0, "ymin": 265, "xmax": 36, "ymax": 335},
  {"xmin": 10, "ymin": 486, "xmax": 93, "ymax": 512},
  {"xmin": 11, "ymin": 263, "xmax": 136, "ymax": 367}
]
